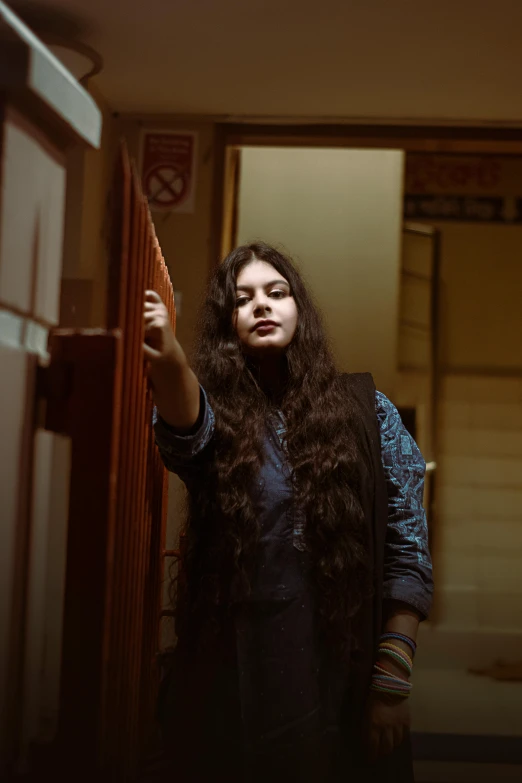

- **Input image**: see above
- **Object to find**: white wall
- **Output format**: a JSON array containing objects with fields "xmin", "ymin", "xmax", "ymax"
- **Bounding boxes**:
[{"xmin": 237, "ymin": 147, "xmax": 404, "ymax": 396}]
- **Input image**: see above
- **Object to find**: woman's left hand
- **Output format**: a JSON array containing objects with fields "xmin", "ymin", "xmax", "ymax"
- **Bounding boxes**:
[{"xmin": 363, "ymin": 691, "xmax": 411, "ymax": 761}]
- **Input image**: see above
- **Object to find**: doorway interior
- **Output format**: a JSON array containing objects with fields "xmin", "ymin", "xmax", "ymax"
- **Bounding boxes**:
[{"xmin": 215, "ymin": 130, "xmax": 522, "ymax": 748}]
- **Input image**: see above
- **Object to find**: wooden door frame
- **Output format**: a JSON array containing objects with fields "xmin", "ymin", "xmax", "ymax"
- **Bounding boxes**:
[
  {"xmin": 208, "ymin": 122, "xmax": 522, "ymax": 625},
  {"xmin": 210, "ymin": 121, "xmax": 522, "ymax": 269}
]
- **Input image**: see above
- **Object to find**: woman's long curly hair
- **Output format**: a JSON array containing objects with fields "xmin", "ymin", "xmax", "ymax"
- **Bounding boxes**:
[{"xmin": 177, "ymin": 242, "xmax": 371, "ymax": 660}]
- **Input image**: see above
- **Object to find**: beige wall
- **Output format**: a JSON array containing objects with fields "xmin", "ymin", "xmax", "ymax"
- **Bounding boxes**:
[
  {"xmin": 439, "ymin": 223, "xmax": 522, "ymax": 371},
  {"xmin": 438, "ymin": 373, "xmax": 522, "ymax": 631},
  {"xmin": 396, "ymin": 228, "xmax": 437, "ymax": 461},
  {"xmin": 236, "ymin": 146, "xmax": 405, "ymax": 397},
  {"xmin": 61, "ymin": 83, "xmax": 117, "ymax": 328},
  {"xmin": 61, "ymin": 104, "xmax": 217, "ymax": 344},
  {"xmin": 404, "ymin": 154, "xmax": 522, "ymax": 373},
  {"xmin": 434, "ymin": 222, "xmax": 522, "ymax": 635},
  {"xmin": 401, "ymin": 156, "xmax": 522, "ymax": 643},
  {"xmin": 116, "ymin": 118, "xmax": 216, "ymax": 358}
]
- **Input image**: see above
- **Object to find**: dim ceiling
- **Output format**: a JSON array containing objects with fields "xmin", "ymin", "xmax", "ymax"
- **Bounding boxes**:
[{"xmin": 9, "ymin": 0, "xmax": 522, "ymax": 125}]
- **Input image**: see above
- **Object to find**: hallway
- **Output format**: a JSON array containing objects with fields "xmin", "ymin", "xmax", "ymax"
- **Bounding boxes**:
[{"xmin": 2, "ymin": 1, "xmax": 522, "ymax": 781}]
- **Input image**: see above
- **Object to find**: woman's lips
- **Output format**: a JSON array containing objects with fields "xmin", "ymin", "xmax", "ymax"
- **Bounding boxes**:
[
  {"xmin": 252, "ymin": 319, "xmax": 278, "ymax": 334},
  {"xmin": 254, "ymin": 324, "xmax": 277, "ymax": 334},
  {"xmin": 252, "ymin": 319, "xmax": 278, "ymax": 333}
]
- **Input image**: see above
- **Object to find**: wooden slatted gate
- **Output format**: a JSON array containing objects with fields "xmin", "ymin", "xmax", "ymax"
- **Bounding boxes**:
[{"xmin": 42, "ymin": 143, "xmax": 175, "ymax": 781}]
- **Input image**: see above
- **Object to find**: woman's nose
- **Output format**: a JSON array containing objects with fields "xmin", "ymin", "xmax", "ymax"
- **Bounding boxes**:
[{"xmin": 253, "ymin": 297, "xmax": 271, "ymax": 315}]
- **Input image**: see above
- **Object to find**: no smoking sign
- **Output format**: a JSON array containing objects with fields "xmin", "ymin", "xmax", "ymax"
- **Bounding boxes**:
[
  {"xmin": 140, "ymin": 131, "xmax": 197, "ymax": 213},
  {"xmin": 145, "ymin": 165, "xmax": 187, "ymax": 208}
]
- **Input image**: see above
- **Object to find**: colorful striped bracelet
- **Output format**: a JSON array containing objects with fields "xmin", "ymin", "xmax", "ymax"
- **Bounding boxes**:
[
  {"xmin": 381, "ymin": 632, "xmax": 417, "ymax": 656},
  {"xmin": 371, "ymin": 672, "xmax": 412, "ymax": 697},
  {"xmin": 377, "ymin": 646, "xmax": 413, "ymax": 676},
  {"xmin": 379, "ymin": 642, "xmax": 414, "ymax": 668},
  {"xmin": 372, "ymin": 673, "xmax": 412, "ymax": 691},
  {"xmin": 371, "ymin": 679, "xmax": 411, "ymax": 698},
  {"xmin": 373, "ymin": 662, "xmax": 403, "ymax": 679},
  {"xmin": 378, "ymin": 647, "xmax": 413, "ymax": 675},
  {"xmin": 372, "ymin": 657, "xmax": 412, "ymax": 697},
  {"xmin": 373, "ymin": 661, "xmax": 410, "ymax": 684}
]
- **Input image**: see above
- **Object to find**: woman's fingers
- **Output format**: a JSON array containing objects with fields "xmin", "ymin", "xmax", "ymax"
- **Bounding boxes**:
[
  {"xmin": 145, "ymin": 289, "xmax": 163, "ymax": 303},
  {"xmin": 142, "ymin": 342, "xmax": 160, "ymax": 360},
  {"xmin": 144, "ymin": 318, "xmax": 168, "ymax": 335},
  {"xmin": 380, "ymin": 726, "xmax": 395, "ymax": 757},
  {"xmin": 144, "ymin": 311, "xmax": 163, "ymax": 325},
  {"xmin": 143, "ymin": 290, "xmax": 176, "ymax": 362}
]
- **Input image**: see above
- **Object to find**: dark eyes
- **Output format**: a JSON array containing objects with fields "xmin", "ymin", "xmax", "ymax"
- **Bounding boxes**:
[{"xmin": 235, "ymin": 290, "xmax": 287, "ymax": 307}]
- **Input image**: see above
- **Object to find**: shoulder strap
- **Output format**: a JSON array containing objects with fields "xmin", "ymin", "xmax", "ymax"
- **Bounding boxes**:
[{"xmin": 341, "ymin": 372, "xmax": 376, "ymax": 413}]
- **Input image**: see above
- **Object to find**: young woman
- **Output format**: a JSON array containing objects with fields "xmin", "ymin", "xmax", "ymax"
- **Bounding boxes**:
[{"xmin": 143, "ymin": 243, "xmax": 433, "ymax": 783}]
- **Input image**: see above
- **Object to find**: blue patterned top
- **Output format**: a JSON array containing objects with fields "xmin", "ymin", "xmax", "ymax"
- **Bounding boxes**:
[{"xmin": 154, "ymin": 387, "xmax": 433, "ymax": 619}]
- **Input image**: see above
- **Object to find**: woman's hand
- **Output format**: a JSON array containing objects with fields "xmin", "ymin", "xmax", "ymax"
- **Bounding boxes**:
[
  {"xmin": 364, "ymin": 691, "xmax": 410, "ymax": 761},
  {"xmin": 362, "ymin": 602, "xmax": 418, "ymax": 760},
  {"xmin": 143, "ymin": 289, "xmax": 200, "ymax": 430},
  {"xmin": 143, "ymin": 290, "xmax": 177, "ymax": 363}
]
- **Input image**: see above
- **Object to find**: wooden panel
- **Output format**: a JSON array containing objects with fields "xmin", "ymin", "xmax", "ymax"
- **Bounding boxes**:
[
  {"xmin": 39, "ymin": 143, "xmax": 175, "ymax": 781},
  {"xmin": 59, "ymin": 279, "xmax": 94, "ymax": 328},
  {"xmin": 46, "ymin": 331, "xmax": 123, "ymax": 779}
]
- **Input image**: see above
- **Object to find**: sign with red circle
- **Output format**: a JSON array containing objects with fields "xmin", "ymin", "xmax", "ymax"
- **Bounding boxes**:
[{"xmin": 141, "ymin": 132, "xmax": 197, "ymax": 213}]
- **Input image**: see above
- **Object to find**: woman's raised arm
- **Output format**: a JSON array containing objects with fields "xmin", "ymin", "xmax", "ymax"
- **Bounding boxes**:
[{"xmin": 143, "ymin": 290, "xmax": 200, "ymax": 432}]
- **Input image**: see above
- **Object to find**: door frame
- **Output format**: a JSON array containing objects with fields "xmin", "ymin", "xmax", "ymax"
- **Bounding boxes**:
[
  {"xmin": 209, "ymin": 121, "xmax": 522, "ymax": 625},
  {"xmin": 210, "ymin": 121, "xmax": 522, "ymax": 269}
]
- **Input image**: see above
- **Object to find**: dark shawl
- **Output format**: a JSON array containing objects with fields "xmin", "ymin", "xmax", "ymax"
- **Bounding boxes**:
[
  {"xmin": 150, "ymin": 373, "xmax": 414, "ymax": 783},
  {"xmin": 335, "ymin": 372, "xmax": 414, "ymax": 782}
]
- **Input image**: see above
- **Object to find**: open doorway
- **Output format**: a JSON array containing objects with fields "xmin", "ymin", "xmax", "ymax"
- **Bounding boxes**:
[
  {"xmin": 218, "ymin": 138, "xmax": 522, "ymax": 761},
  {"xmin": 222, "ymin": 142, "xmax": 440, "ymax": 532},
  {"xmin": 226, "ymin": 146, "xmax": 405, "ymax": 392}
]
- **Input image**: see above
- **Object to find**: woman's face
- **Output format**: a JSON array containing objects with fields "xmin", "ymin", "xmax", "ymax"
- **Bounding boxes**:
[{"xmin": 233, "ymin": 260, "xmax": 298, "ymax": 356}]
